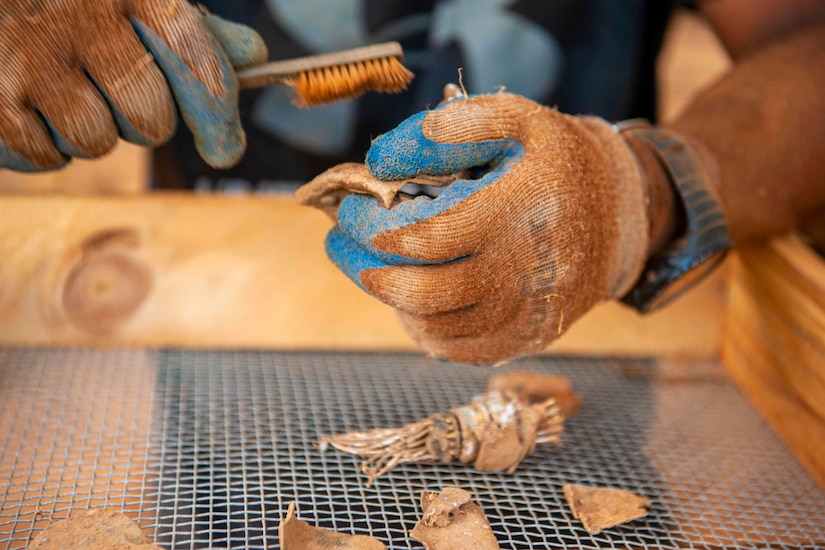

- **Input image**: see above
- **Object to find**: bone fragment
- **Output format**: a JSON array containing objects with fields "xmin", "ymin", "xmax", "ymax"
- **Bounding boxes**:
[
  {"xmin": 321, "ymin": 389, "xmax": 564, "ymax": 486},
  {"xmin": 295, "ymin": 162, "xmax": 464, "ymax": 221}
]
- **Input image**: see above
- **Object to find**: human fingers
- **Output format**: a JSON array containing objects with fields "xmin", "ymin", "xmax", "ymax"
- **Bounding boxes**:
[
  {"xmin": 28, "ymin": 69, "xmax": 119, "ymax": 159},
  {"xmin": 0, "ymin": 104, "xmax": 67, "ymax": 172},
  {"xmin": 130, "ymin": 1, "xmax": 253, "ymax": 167},
  {"xmin": 79, "ymin": 13, "xmax": 177, "ymax": 146}
]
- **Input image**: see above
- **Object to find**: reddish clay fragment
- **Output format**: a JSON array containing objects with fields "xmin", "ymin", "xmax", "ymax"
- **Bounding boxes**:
[
  {"xmin": 563, "ymin": 483, "xmax": 651, "ymax": 534},
  {"xmin": 27, "ymin": 509, "xmax": 162, "ymax": 549},
  {"xmin": 279, "ymin": 501, "xmax": 386, "ymax": 549},
  {"xmin": 487, "ymin": 371, "xmax": 581, "ymax": 417},
  {"xmin": 410, "ymin": 487, "xmax": 500, "ymax": 550}
]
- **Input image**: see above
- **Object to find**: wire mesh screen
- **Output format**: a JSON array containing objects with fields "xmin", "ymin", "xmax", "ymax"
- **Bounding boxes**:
[{"xmin": 1, "ymin": 348, "xmax": 824, "ymax": 549}]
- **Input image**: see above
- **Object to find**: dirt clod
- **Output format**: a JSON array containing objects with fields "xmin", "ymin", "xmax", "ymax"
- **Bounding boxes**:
[
  {"xmin": 295, "ymin": 162, "xmax": 465, "ymax": 221},
  {"xmin": 321, "ymin": 388, "xmax": 566, "ymax": 486}
]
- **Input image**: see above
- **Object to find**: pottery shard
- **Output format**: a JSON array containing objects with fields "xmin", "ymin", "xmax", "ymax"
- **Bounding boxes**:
[
  {"xmin": 27, "ymin": 509, "xmax": 162, "ymax": 549},
  {"xmin": 410, "ymin": 488, "xmax": 500, "ymax": 550},
  {"xmin": 563, "ymin": 483, "xmax": 651, "ymax": 535},
  {"xmin": 487, "ymin": 371, "xmax": 581, "ymax": 417},
  {"xmin": 279, "ymin": 501, "xmax": 386, "ymax": 550},
  {"xmin": 295, "ymin": 162, "xmax": 464, "ymax": 221}
]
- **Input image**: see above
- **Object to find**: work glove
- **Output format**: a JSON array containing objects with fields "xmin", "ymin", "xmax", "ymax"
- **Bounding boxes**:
[
  {"xmin": 326, "ymin": 93, "xmax": 652, "ymax": 364},
  {"xmin": 0, "ymin": 0, "xmax": 267, "ymax": 172}
]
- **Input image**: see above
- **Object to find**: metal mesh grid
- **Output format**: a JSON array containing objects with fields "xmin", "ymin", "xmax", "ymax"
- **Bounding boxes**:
[{"xmin": 1, "ymin": 348, "xmax": 824, "ymax": 549}]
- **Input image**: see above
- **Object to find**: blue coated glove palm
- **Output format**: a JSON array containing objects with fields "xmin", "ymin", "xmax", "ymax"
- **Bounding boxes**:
[
  {"xmin": 0, "ymin": 0, "xmax": 267, "ymax": 172},
  {"xmin": 324, "ymin": 93, "xmax": 650, "ymax": 364}
]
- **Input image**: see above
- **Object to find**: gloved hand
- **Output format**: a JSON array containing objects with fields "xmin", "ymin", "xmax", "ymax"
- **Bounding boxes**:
[
  {"xmin": 326, "ymin": 93, "xmax": 654, "ymax": 364},
  {"xmin": 0, "ymin": 0, "xmax": 267, "ymax": 172}
]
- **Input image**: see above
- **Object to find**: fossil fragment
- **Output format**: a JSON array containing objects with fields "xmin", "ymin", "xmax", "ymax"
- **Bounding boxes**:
[
  {"xmin": 563, "ymin": 483, "xmax": 651, "ymax": 535},
  {"xmin": 295, "ymin": 162, "xmax": 466, "ymax": 221},
  {"xmin": 410, "ymin": 487, "xmax": 500, "ymax": 550},
  {"xmin": 278, "ymin": 501, "xmax": 386, "ymax": 550},
  {"xmin": 487, "ymin": 370, "xmax": 581, "ymax": 417},
  {"xmin": 27, "ymin": 509, "xmax": 162, "ymax": 549},
  {"xmin": 321, "ymin": 389, "xmax": 565, "ymax": 486}
]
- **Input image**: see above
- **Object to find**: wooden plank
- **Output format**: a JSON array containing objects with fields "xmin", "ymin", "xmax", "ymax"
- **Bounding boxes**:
[
  {"xmin": 723, "ymin": 237, "xmax": 825, "ymax": 488},
  {"xmin": 0, "ymin": 142, "xmax": 148, "ymax": 195},
  {"xmin": 730, "ymin": 239, "xmax": 825, "ymax": 422},
  {"xmin": 0, "ymin": 193, "xmax": 726, "ymax": 356},
  {"xmin": 0, "ymin": 193, "xmax": 413, "ymax": 350}
]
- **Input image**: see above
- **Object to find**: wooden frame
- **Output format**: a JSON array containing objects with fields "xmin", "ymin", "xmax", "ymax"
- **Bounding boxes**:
[
  {"xmin": 723, "ymin": 236, "xmax": 825, "ymax": 488},
  {"xmin": 0, "ymin": 192, "xmax": 728, "ymax": 356}
]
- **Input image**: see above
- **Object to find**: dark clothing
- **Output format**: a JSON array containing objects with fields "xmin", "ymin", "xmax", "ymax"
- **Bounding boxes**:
[{"xmin": 154, "ymin": 0, "xmax": 689, "ymax": 190}]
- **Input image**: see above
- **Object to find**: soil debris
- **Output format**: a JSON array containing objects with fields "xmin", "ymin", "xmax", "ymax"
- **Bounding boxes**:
[
  {"xmin": 27, "ymin": 509, "xmax": 161, "ymax": 549},
  {"xmin": 321, "ymin": 389, "xmax": 565, "ymax": 486},
  {"xmin": 279, "ymin": 501, "xmax": 386, "ymax": 549},
  {"xmin": 563, "ymin": 483, "xmax": 651, "ymax": 534},
  {"xmin": 410, "ymin": 487, "xmax": 500, "ymax": 550}
]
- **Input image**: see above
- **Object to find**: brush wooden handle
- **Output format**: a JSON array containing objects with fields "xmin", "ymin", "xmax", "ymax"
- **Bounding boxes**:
[{"xmin": 236, "ymin": 42, "xmax": 404, "ymax": 90}]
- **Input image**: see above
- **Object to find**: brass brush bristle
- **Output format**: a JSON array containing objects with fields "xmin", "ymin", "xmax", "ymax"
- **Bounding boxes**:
[{"xmin": 236, "ymin": 42, "xmax": 414, "ymax": 107}]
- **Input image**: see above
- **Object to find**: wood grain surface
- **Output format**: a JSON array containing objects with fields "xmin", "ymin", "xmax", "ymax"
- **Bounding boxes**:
[
  {"xmin": 0, "ymin": 193, "xmax": 727, "ymax": 356},
  {"xmin": 723, "ymin": 236, "xmax": 825, "ymax": 488}
]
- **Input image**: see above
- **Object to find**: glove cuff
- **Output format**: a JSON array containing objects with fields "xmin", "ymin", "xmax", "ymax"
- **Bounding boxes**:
[
  {"xmin": 578, "ymin": 116, "xmax": 651, "ymax": 298},
  {"xmin": 616, "ymin": 121, "xmax": 733, "ymax": 313}
]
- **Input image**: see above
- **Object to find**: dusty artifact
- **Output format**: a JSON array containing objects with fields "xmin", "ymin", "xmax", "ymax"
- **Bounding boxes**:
[
  {"xmin": 563, "ymin": 483, "xmax": 651, "ymax": 535},
  {"xmin": 27, "ymin": 509, "xmax": 162, "ymax": 549},
  {"xmin": 487, "ymin": 370, "xmax": 581, "ymax": 417},
  {"xmin": 321, "ymin": 389, "xmax": 565, "ymax": 486},
  {"xmin": 279, "ymin": 501, "xmax": 386, "ymax": 549},
  {"xmin": 295, "ymin": 162, "xmax": 466, "ymax": 221},
  {"xmin": 410, "ymin": 487, "xmax": 500, "ymax": 550}
]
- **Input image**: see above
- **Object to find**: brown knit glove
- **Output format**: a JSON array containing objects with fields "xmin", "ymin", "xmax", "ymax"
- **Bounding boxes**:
[
  {"xmin": 325, "ymin": 93, "xmax": 650, "ymax": 364},
  {"xmin": 0, "ymin": 0, "xmax": 267, "ymax": 171}
]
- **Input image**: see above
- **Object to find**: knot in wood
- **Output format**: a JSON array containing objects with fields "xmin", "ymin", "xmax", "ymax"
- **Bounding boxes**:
[{"xmin": 62, "ymin": 228, "xmax": 151, "ymax": 334}]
